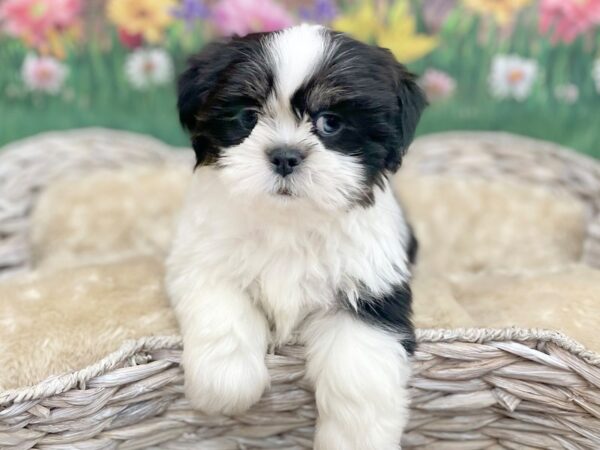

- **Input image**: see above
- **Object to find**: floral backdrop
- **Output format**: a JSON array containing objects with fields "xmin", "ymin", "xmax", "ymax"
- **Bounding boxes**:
[{"xmin": 0, "ymin": 0, "xmax": 599, "ymax": 158}]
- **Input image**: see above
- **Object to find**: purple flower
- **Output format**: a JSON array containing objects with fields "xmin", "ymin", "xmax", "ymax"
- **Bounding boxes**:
[
  {"xmin": 299, "ymin": 0, "xmax": 337, "ymax": 24},
  {"xmin": 172, "ymin": 0, "xmax": 210, "ymax": 28}
]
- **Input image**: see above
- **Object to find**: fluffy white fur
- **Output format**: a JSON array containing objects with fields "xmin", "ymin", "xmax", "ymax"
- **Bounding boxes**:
[
  {"xmin": 302, "ymin": 312, "xmax": 411, "ymax": 450},
  {"xmin": 166, "ymin": 170, "xmax": 411, "ymax": 447},
  {"xmin": 167, "ymin": 25, "xmax": 412, "ymax": 449}
]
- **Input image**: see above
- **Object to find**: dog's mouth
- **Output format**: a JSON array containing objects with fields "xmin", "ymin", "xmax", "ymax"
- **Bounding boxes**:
[
  {"xmin": 271, "ymin": 178, "xmax": 297, "ymax": 198},
  {"xmin": 275, "ymin": 187, "xmax": 293, "ymax": 197}
]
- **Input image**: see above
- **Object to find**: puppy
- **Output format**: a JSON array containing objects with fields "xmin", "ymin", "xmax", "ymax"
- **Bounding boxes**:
[{"xmin": 166, "ymin": 24, "xmax": 425, "ymax": 449}]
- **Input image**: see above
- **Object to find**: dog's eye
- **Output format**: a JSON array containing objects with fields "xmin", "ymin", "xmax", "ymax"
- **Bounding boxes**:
[
  {"xmin": 235, "ymin": 107, "xmax": 259, "ymax": 130},
  {"xmin": 315, "ymin": 113, "xmax": 342, "ymax": 136}
]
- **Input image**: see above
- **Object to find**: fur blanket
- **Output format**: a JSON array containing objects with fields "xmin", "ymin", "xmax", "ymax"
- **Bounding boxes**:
[{"xmin": 1, "ymin": 140, "xmax": 598, "ymax": 390}]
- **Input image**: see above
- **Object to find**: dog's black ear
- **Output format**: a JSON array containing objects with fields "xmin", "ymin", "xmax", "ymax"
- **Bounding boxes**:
[
  {"xmin": 385, "ymin": 59, "xmax": 427, "ymax": 172},
  {"xmin": 177, "ymin": 40, "xmax": 236, "ymax": 132},
  {"xmin": 395, "ymin": 65, "xmax": 427, "ymax": 155}
]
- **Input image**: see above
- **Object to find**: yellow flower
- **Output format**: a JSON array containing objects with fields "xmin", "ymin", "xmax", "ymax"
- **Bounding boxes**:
[
  {"xmin": 332, "ymin": 0, "xmax": 438, "ymax": 63},
  {"xmin": 107, "ymin": 0, "xmax": 175, "ymax": 44},
  {"xmin": 377, "ymin": 1, "xmax": 438, "ymax": 63},
  {"xmin": 462, "ymin": 0, "xmax": 533, "ymax": 25},
  {"xmin": 331, "ymin": 2, "xmax": 378, "ymax": 43}
]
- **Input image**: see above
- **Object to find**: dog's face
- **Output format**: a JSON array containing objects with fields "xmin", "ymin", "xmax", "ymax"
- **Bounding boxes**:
[{"xmin": 178, "ymin": 25, "xmax": 426, "ymax": 210}]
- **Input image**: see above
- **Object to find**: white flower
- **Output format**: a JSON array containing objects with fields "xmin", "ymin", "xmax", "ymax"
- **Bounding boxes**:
[
  {"xmin": 489, "ymin": 54, "xmax": 537, "ymax": 101},
  {"xmin": 21, "ymin": 53, "xmax": 68, "ymax": 94},
  {"xmin": 125, "ymin": 48, "xmax": 174, "ymax": 90},
  {"xmin": 554, "ymin": 83, "xmax": 579, "ymax": 104},
  {"xmin": 593, "ymin": 59, "xmax": 600, "ymax": 94}
]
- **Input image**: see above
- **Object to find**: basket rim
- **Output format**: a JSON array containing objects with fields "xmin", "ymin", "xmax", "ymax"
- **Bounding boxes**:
[
  {"xmin": 0, "ymin": 127, "xmax": 191, "ymax": 154},
  {"xmin": 413, "ymin": 130, "xmax": 600, "ymax": 167},
  {"xmin": 2, "ymin": 327, "xmax": 599, "ymax": 407},
  {"xmin": 2, "ymin": 127, "xmax": 598, "ymax": 168}
]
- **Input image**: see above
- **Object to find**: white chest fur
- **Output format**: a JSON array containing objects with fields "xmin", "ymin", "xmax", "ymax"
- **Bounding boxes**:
[{"xmin": 168, "ymin": 167, "xmax": 411, "ymax": 345}]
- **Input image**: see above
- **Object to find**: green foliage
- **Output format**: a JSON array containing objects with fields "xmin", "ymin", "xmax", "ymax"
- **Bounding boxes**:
[
  {"xmin": 0, "ymin": 7, "xmax": 599, "ymax": 158},
  {"xmin": 411, "ymin": 8, "xmax": 600, "ymax": 158}
]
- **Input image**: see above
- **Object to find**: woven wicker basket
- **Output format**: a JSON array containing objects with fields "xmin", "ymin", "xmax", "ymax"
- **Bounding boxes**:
[{"xmin": 1, "ymin": 129, "xmax": 600, "ymax": 450}]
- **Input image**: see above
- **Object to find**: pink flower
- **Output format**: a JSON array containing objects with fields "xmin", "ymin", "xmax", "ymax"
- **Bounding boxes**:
[
  {"xmin": 419, "ymin": 69, "xmax": 456, "ymax": 102},
  {"xmin": 421, "ymin": 0, "xmax": 457, "ymax": 33},
  {"xmin": 21, "ymin": 53, "xmax": 68, "ymax": 94},
  {"xmin": 539, "ymin": 0, "xmax": 600, "ymax": 44},
  {"xmin": 0, "ymin": 0, "xmax": 81, "ymax": 48},
  {"xmin": 212, "ymin": 0, "xmax": 294, "ymax": 37},
  {"xmin": 46, "ymin": 0, "xmax": 81, "ymax": 28}
]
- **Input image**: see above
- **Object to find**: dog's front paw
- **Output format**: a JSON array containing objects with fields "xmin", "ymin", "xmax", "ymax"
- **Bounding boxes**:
[{"xmin": 182, "ymin": 347, "xmax": 269, "ymax": 415}]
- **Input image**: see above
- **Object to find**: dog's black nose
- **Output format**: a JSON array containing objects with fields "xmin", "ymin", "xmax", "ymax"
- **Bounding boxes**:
[{"xmin": 268, "ymin": 148, "xmax": 304, "ymax": 177}]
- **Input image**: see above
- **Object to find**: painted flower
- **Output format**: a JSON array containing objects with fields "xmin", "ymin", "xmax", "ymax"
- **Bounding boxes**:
[
  {"xmin": 539, "ymin": 0, "xmax": 600, "ymax": 44},
  {"xmin": 21, "ymin": 53, "xmax": 68, "ymax": 94},
  {"xmin": 299, "ymin": 0, "xmax": 337, "ymax": 24},
  {"xmin": 421, "ymin": 0, "xmax": 457, "ymax": 32},
  {"xmin": 593, "ymin": 60, "xmax": 600, "ymax": 94},
  {"xmin": 462, "ymin": 0, "xmax": 533, "ymax": 25},
  {"xmin": 419, "ymin": 69, "xmax": 456, "ymax": 102},
  {"xmin": 378, "ymin": 2, "xmax": 439, "ymax": 63},
  {"xmin": 212, "ymin": 0, "xmax": 294, "ymax": 37},
  {"xmin": 331, "ymin": 1, "xmax": 378, "ymax": 42},
  {"xmin": 118, "ymin": 29, "xmax": 143, "ymax": 50},
  {"xmin": 172, "ymin": 0, "xmax": 210, "ymax": 29},
  {"xmin": 333, "ymin": 0, "xmax": 438, "ymax": 63},
  {"xmin": 554, "ymin": 84, "xmax": 579, "ymax": 104},
  {"xmin": 489, "ymin": 55, "xmax": 537, "ymax": 101},
  {"xmin": 107, "ymin": 0, "xmax": 176, "ymax": 44},
  {"xmin": 125, "ymin": 48, "xmax": 174, "ymax": 90},
  {"xmin": 0, "ymin": 0, "xmax": 81, "ymax": 55}
]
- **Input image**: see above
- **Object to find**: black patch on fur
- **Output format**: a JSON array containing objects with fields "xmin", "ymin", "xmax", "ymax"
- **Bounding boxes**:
[
  {"xmin": 407, "ymin": 225, "xmax": 418, "ymax": 265},
  {"xmin": 291, "ymin": 31, "xmax": 427, "ymax": 205},
  {"xmin": 343, "ymin": 282, "xmax": 416, "ymax": 354},
  {"xmin": 177, "ymin": 33, "xmax": 273, "ymax": 166}
]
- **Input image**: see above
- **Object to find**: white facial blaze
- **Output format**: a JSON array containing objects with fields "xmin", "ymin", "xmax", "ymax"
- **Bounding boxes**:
[
  {"xmin": 264, "ymin": 24, "xmax": 326, "ymax": 147},
  {"xmin": 267, "ymin": 24, "xmax": 328, "ymax": 101}
]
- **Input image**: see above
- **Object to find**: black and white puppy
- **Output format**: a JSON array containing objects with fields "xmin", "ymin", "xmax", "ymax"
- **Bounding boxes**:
[{"xmin": 166, "ymin": 24, "xmax": 425, "ymax": 449}]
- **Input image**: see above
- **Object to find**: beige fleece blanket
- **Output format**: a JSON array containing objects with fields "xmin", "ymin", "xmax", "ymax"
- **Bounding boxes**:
[{"xmin": 1, "ymin": 151, "xmax": 598, "ymax": 390}]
